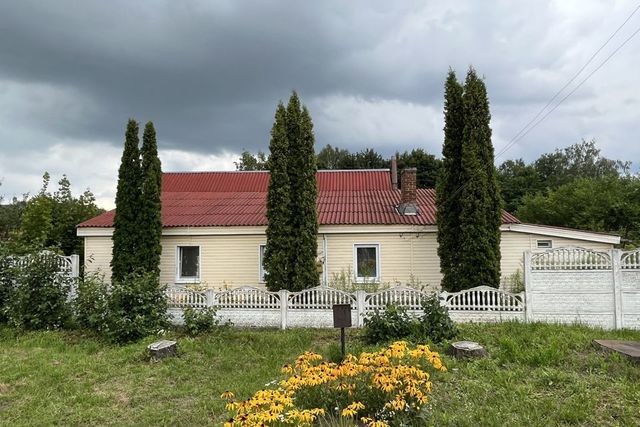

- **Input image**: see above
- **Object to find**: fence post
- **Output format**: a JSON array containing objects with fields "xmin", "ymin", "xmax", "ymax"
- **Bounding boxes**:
[
  {"xmin": 355, "ymin": 290, "xmax": 366, "ymax": 327},
  {"xmin": 206, "ymin": 289, "xmax": 216, "ymax": 308},
  {"xmin": 279, "ymin": 289, "xmax": 289, "ymax": 330},
  {"xmin": 438, "ymin": 290, "xmax": 448, "ymax": 308},
  {"xmin": 612, "ymin": 249, "xmax": 623, "ymax": 329},
  {"xmin": 523, "ymin": 251, "xmax": 533, "ymax": 323},
  {"xmin": 69, "ymin": 255, "xmax": 80, "ymax": 278}
]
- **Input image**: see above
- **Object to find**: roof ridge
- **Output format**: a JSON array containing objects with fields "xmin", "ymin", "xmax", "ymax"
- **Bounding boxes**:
[
  {"xmin": 163, "ymin": 170, "xmax": 269, "ymax": 175},
  {"xmin": 163, "ymin": 169, "xmax": 391, "ymax": 174}
]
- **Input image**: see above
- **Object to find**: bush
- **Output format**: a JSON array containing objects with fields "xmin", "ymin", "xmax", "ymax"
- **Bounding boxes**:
[
  {"xmin": 413, "ymin": 294, "xmax": 458, "ymax": 344},
  {"xmin": 5, "ymin": 252, "xmax": 74, "ymax": 330},
  {"xmin": 0, "ymin": 252, "xmax": 15, "ymax": 324},
  {"xmin": 74, "ymin": 272, "xmax": 110, "ymax": 333},
  {"xmin": 182, "ymin": 306, "xmax": 226, "ymax": 336},
  {"xmin": 362, "ymin": 304, "xmax": 415, "ymax": 345},
  {"xmin": 363, "ymin": 295, "xmax": 457, "ymax": 345},
  {"xmin": 223, "ymin": 341, "xmax": 448, "ymax": 426},
  {"xmin": 104, "ymin": 272, "xmax": 168, "ymax": 343}
]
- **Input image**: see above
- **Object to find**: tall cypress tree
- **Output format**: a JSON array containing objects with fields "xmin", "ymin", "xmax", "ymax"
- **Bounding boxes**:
[
  {"xmin": 111, "ymin": 119, "xmax": 143, "ymax": 283},
  {"xmin": 436, "ymin": 70, "xmax": 465, "ymax": 292},
  {"xmin": 264, "ymin": 104, "xmax": 292, "ymax": 291},
  {"xmin": 457, "ymin": 68, "xmax": 502, "ymax": 290},
  {"xmin": 139, "ymin": 121, "xmax": 163, "ymax": 277},
  {"xmin": 288, "ymin": 103, "xmax": 319, "ymax": 290}
]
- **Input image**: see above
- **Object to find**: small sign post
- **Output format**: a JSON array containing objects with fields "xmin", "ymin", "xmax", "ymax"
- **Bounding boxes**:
[{"xmin": 332, "ymin": 304, "xmax": 352, "ymax": 358}]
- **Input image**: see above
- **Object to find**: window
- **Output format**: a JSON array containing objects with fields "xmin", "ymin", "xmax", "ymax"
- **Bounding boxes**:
[
  {"xmin": 537, "ymin": 240, "xmax": 553, "ymax": 249},
  {"xmin": 177, "ymin": 246, "xmax": 200, "ymax": 282},
  {"xmin": 259, "ymin": 244, "xmax": 266, "ymax": 282},
  {"xmin": 354, "ymin": 244, "xmax": 380, "ymax": 281}
]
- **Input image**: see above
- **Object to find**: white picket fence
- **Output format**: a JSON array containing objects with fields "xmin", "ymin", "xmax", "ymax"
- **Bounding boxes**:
[
  {"xmin": 166, "ymin": 284, "xmax": 527, "ymax": 329},
  {"xmin": 167, "ymin": 247, "xmax": 640, "ymax": 330}
]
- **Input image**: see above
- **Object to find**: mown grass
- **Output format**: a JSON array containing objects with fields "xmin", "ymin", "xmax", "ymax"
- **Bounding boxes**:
[
  {"xmin": 424, "ymin": 322, "xmax": 640, "ymax": 426},
  {"xmin": 0, "ymin": 323, "xmax": 638, "ymax": 426}
]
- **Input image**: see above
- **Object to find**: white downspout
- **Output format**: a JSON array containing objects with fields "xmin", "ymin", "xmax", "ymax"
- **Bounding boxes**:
[{"xmin": 323, "ymin": 234, "xmax": 328, "ymax": 287}]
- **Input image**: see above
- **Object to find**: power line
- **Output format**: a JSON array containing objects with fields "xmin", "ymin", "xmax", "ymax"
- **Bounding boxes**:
[
  {"xmin": 495, "ymin": 3, "xmax": 640, "ymax": 160},
  {"xmin": 497, "ymin": 23, "xmax": 640, "ymax": 159},
  {"xmin": 444, "ymin": 6, "xmax": 640, "ymax": 204}
]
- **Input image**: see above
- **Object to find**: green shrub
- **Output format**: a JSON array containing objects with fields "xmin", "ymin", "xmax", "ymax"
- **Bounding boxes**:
[
  {"xmin": 104, "ymin": 272, "xmax": 168, "ymax": 343},
  {"xmin": 6, "ymin": 252, "xmax": 74, "ymax": 330},
  {"xmin": 0, "ymin": 253, "xmax": 15, "ymax": 324},
  {"xmin": 363, "ymin": 294, "xmax": 457, "ymax": 345},
  {"xmin": 413, "ymin": 294, "xmax": 458, "ymax": 343},
  {"xmin": 74, "ymin": 272, "xmax": 109, "ymax": 333},
  {"xmin": 182, "ymin": 306, "xmax": 227, "ymax": 336},
  {"xmin": 362, "ymin": 303, "xmax": 415, "ymax": 344}
]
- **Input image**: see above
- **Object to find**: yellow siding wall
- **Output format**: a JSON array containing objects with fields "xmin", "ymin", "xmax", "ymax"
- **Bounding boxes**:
[
  {"xmin": 159, "ymin": 235, "xmax": 267, "ymax": 289},
  {"xmin": 323, "ymin": 233, "xmax": 441, "ymax": 290},
  {"xmin": 84, "ymin": 230, "xmax": 613, "ymax": 290},
  {"xmin": 84, "ymin": 236, "xmax": 113, "ymax": 281}
]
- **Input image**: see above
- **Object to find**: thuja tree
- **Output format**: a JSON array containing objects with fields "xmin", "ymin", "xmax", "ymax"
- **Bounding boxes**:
[
  {"xmin": 436, "ymin": 70, "xmax": 465, "ymax": 292},
  {"xmin": 139, "ymin": 121, "xmax": 163, "ymax": 277},
  {"xmin": 457, "ymin": 68, "xmax": 502, "ymax": 290},
  {"xmin": 265, "ymin": 92, "xmax": 319, "ymax": 291},
  {"xmin": 287, "ymin": 98, "xmax": 319, "ymax": 290},
  {"xmin": 111, "ymin": 119, "xmax": 143, "ymax": 282},
  {"xmin": 264, "ymin": 103, "xmax": 292, "ymax": 291}
]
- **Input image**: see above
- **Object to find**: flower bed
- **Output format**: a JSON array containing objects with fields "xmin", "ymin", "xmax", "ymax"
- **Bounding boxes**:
[{"xmin": 222, "ymin": 341, "xmax": 447, "ymax": 426}]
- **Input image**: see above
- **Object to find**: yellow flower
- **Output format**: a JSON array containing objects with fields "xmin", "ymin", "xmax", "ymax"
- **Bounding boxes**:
[
  {"xmin": 220, "ymin": 390, "xmax": 235, "ymax": 400},
  {"xmin": 365, "ymin": 419, "xmax": 390, "ymax": 427},
  {"xmin": 341, "ymin": 401, "xmax": 365, "ymax": 417}
]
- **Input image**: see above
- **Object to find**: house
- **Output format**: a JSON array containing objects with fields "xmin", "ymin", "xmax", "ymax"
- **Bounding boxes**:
[{"xmin": 77, "ymin": 167, "xmax": 620, "ymax": 291}]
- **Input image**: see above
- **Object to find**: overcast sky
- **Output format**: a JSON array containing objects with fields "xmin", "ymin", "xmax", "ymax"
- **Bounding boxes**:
[{"xmin": 0, "ymin": 0, "xmax": 639, "ymax": 209}]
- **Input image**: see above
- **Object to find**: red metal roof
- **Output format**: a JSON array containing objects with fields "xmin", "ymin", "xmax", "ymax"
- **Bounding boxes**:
[{"xmin": 78, "ymin": 170, "xmax": 520, "ymax": 228}]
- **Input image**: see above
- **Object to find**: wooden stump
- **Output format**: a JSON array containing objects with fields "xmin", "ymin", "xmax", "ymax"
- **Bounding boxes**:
[
  {"xmin": 148, "ymin": 340, "xmax": 177, "ymax": 360},
  {"xmin": 446, "ymin": 341, "xmax": 488, "ymax": 359}
]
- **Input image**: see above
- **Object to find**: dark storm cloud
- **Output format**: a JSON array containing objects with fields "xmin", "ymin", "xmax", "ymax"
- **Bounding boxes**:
[
  {"xmin": 0, "ymin": 0, "xmax": 639, "ymax": 207},
  {"xmin": 0, "ymin": 1, "xmax": 423, "ymax": 153}
]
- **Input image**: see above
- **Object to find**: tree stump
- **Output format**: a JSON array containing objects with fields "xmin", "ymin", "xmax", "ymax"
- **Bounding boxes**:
[
  {"xmin": 446, "ymin": 341, "xmax": 488, "ymax": 359},
  {"xmin": 148, "ymin": 340, "xmax": 177, "ymax": 360}
]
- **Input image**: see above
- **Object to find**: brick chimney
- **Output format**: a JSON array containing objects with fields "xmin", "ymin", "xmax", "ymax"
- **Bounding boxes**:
[
  {"xmin": 390, "ymin": 156, "xmax": 398, "ymax": 188},
  {"xmin": 397, "ymin": 168, "xmax": 418, "ymax": 215}
]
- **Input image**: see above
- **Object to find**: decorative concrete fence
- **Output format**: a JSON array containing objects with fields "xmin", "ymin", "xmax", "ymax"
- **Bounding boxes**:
[
  {"xmin": 524, "ymin": 247, "xmax": 640, "ymax": 329},
  {"xmin": 166, "ymin": 247, "xmax": 640, "ymax": 330},
  {"xmin": 167, "ymin": 284, "xmax": 526, "ymax": 329},
  {"xmin": 5, "ymin": 251, "xmax": 80, "ymax": 278},
  {"xmin": 440, "ymin": 286, "xmax": 525, "ymax": 323}
]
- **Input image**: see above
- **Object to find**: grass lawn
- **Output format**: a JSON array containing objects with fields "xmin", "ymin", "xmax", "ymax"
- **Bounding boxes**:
[{"xmin": 0, "ymin": 323, "xmax": 639, "ymax": 426}]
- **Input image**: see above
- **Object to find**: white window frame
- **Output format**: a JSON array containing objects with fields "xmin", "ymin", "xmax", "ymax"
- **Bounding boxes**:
[
  {"xmin": 259, "ymin": 244, "xmax": 266, "ymax": 283},
  {"xmin": 536, "ymin": 239, "xmax": 553, "ymax": 249},
  {"xmin": 353, "ymin": 243, "xmax": 381, "ymax": 282},
  {"xmin": 175, "ymin": 245, "xmax": 201, "ymax": 284}
]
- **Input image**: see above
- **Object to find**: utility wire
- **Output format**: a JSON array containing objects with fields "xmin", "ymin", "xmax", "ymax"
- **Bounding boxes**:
[
  {"xmin": 496, "ymin": 24, "xmax": 640, "ymax": 159},
  {"xmin": 495, "ymin": 3, "xmax": 640, "ymax": 160},
  {"xmin": 444, "ymin": 6, "xmax": 640, "ymax": 204}
]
